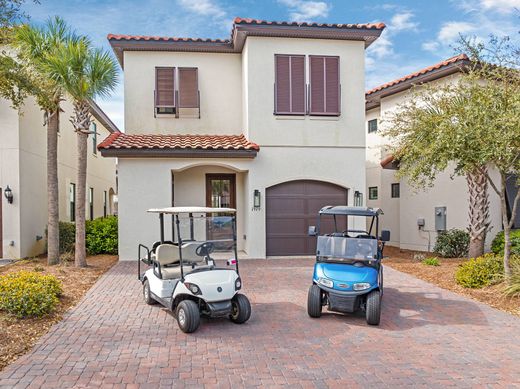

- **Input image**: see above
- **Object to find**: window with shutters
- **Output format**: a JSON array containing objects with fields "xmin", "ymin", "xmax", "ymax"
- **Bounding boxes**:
[
  {"xmin": 309, "ymin": 55, "xmax": 340, "ymax": 116},
  {"xmin": 178, "ymin": 67, "xmax": 199, "ymax": 109},
  {"xmin": 274, "ymin": 54, "xmax": 305, "ymax": 115},
  {"xmin": 155, "ymin": 67, "xmax": 176, "ymax": 114}
]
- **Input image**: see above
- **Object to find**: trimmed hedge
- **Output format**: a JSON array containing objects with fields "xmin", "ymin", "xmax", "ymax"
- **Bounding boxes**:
[
  {"xmin": 434, "ymin": 229, "xmax": 470, "ymax": 258},
  {"xmin": 58, "ymin": 216, "xmax": 118, "ymax": 255},
  {"xmin": 491, "ymin": 229, "xmax": 520, "ymax": 256},
  {"xmin": 0, "ymin": 271, "xmax": 62, "ymax": 318}
]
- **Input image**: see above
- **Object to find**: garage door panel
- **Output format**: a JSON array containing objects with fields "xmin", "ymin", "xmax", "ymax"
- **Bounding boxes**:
[{"xmin": 266, "ymin": 180, "xmax": 348, "ymax": 256}]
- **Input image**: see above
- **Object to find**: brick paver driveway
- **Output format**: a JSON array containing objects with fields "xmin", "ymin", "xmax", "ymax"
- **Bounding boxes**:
[{"xmin": 1, "ymin": 259, "xmax": 520, "ymax": 388}]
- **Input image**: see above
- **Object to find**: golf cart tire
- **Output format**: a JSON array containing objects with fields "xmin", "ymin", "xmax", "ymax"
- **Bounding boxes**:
[
  {"xmin": 307, "ymin": 284, "xmax": 322, "ymax": 318},
  {"xmin": 176, "ymin": 300, "xmax": 200, "ymax": 333},
  {"xmin": 143, "ymin": 279, "xmax": 156, "ymax": 305},
  {"xmin": 366, "ymin": 290, "xmax": 381, "ymax": 325},
  {"xmin": 230, "ymin": 294, "xmax": 251, "ymax": 324}
]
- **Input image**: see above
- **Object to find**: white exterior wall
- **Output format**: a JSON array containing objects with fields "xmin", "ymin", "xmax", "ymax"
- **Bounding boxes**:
[
  {"xmin": 366, "ymin": 74, "xmax": 502, "ymax": 252},
  {"xmin": 0, "ymin": 96, "xmax": 118, "ymax": 259}
]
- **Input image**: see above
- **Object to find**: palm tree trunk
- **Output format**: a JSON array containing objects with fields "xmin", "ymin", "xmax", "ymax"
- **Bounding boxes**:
[
  {"xmin": 467, "ymin": 167, "xmax": 490, "ymax": 258},
  {"xmin": 47, "ymin": 108, "xmax": 60, "ymax": 265},
  {"xmin": 73, "ymin": 101, "xmax": 91, "ymax": 268}
]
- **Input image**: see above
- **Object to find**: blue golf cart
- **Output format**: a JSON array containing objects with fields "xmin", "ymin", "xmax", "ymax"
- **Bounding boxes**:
[{"xmin": 307, "ymin": 206, "xmax": 390, "ymax": 325}]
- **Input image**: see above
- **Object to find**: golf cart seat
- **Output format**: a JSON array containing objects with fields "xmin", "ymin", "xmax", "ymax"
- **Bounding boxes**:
[
  {"xmin": 155, "ymin": 244, "xmax": 180, "ymax": 266},
  {"xmin": 161, "ymin": 265, "xmax": 193, "ymax": 280}
]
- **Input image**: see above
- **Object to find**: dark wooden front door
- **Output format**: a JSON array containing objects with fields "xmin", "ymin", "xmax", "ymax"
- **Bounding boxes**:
[
  {"xmin": 206, "ymin": 174, "xmax": 236, "ymax": 249},
  {"xmin": 266, "ymin": 180, "xmax": 348, "ymax": 256}
]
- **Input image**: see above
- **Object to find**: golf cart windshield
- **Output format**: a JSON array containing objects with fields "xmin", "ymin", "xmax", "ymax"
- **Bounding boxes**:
[{"xmin": 317, "ymin": 236, "xmax": 378, "ymax": 261}]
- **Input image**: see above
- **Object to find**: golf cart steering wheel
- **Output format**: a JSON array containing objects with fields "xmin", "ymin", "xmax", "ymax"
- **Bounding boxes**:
[{"xmin": 196, "ymin": 242, "xmax": 215, "ymax": 257}]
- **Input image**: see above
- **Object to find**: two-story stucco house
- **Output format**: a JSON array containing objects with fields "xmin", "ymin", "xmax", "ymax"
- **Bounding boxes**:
[
  {"xmin": 100, "ymin": 17, "xmax": 385, "ymax": 260},
  {"xmin": 0, "ymin": 97, "xmax": 119, "ymax": 259},
  {"xmin": 365, "ymin": 54, "xmax": 518, "ymax": 252}
]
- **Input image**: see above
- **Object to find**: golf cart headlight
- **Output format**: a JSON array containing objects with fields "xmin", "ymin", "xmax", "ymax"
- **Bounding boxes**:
[
  {"xmin": 353, "ymin": 283, "xmax": 371, "ymax": 291},
  {"xmin": 318, "ymin": 277, "xmax": 333, "ymax": 288},
  {"xmin": 184, "ymin": 282, "xmax": 201, "ymax": 295},
  {"xmin": 235, "ymin": 277, "xmax": 242, "ymax": 290}
]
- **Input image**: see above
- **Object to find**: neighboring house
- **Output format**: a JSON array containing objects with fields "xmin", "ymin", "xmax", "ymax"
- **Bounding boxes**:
[
  {"xmin": 100, "ymin": 17, "xmax": 385, "ymax": 259},
  {"xmin": 365, "ymin": 54, "xmax": 517, "ymax": 252},
  {"xmin": 0, "ymin": 97, "xmax": 119, "ymax": 259}
]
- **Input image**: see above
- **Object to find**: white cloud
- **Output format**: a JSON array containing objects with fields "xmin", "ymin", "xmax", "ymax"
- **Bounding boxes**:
[
  {"xmin": 438, "ymin": 21, "xmax": 476, "ymax": 41},
  {"xmin": 422, "ymin": 40, "xmax": 440, "ymax": 53},
  {"xmin": 278, "ymin": 0, "xmax": 331, "ymax": 21},
  {"xmin": 367, "ymin": 32, "xmax": 394, "ymax": 59},
  {"xmin": 177, "ymin": 0, "xmax": 226, "ymax": 19},
  {"xmin": 390, "ymin": 12, "xmax": 419, "ymax": 32},
  {"xmin": 480, "ymin": 0, "xmax": 520, "ymax": 13}
]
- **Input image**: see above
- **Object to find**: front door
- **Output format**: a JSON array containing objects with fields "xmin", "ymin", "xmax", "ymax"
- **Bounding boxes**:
[{"xmin": 206, "ymin": 174, "xmax": 236, "ymax": 249}]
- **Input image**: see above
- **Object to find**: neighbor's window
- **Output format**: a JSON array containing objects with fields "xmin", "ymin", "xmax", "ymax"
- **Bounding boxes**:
[
  {"xmin": 369, "ymin": 186, "xmax": 378, "ymax": 200},
  {"xmin": 69, "ymin": 183, "xmax": 76, "ymax": 222},
  {"xmin": 391, "ymin": 183, "xmax": 400, "ymax": 198},
  {"xmin": 91, "ymin": 122, "xmax": 97, "ymax": 154},
  {"xmin": 368, "ymin": 119, "xmax": 378, "ymax": 133},
  {"xmin": 89, "ymin": 187, "xmax": 94, "ymax": 220},
  {"xmin": 155, "ymin": 67, "xmax": 176, "ymax": 114},
  {"xmin": 103, "ymin": 190, "xmax": 107, "ymax": 217},
  {"xmin": 309, "ymin": 55, "xmax": 340, "ymax": 116},
  {"xmin": 274, "ymin": 54, "xmax": 305, "ymax": 115}
]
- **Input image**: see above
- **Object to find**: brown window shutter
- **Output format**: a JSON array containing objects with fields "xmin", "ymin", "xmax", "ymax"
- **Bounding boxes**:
[
  {"xmin": 178, "ymin": 67, "xmax": 199, "ymax": 108},
  {"xmin": 155, "ymin": 67, "xmax": 175, "ymax": 107},
  {"xmin": 310, "ymin": 56, "xmax": 340, "ymax": 115},
  {"xmin": 275, "ymin": 55, "xmax": 290, "ymax": 114},
  {"xmin": 275, "ymin": 55, "xmax": 305, "ymax": 114},
  {"xmin": 325, "ymin": 56, "xmax": 340, "ymax": 114},
  {"xmin": 290, "ymin": 55, "xmax": 305, "ymax": 114}
]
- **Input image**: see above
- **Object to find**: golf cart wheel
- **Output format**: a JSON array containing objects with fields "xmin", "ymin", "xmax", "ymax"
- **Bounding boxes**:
[
  {"xmin": 176, "ymin": 300, "xmax": 200, "ymax": 333},
  {"xmin": 143, "ymin": 279, "xmax": 156, "ymax": 305},
  {"xmin": 366, "ymin": 290, "xmax": 381, "ymax": 326},
  {"xmin": 307, "ymin": 284, "xmax": 322, "ymax": 318},
  {"xmin": 230, "ymin": 294, "xmax": 251, "ymax": 324}
]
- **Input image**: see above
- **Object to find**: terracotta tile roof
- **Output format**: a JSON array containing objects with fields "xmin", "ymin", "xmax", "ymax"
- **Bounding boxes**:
[
  {"xmin": 366, "ymin": 54, "xmax": 469, "ymax": 96},
  {"xmin": 233, "ymin": 17, "xmax": 386, "ymax": 30},
  {"xmin": 107, "ymin": 34, "xmax": 231, "ymax": 44},
  {"xmin": 98, "ymin": 133, "xmax": 259, "ymax": 151}
]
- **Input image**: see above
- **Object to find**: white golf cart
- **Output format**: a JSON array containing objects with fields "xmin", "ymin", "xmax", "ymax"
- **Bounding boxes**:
[{"xmin": 138, "ymin": 207, "xmax": 251, "ymax": 333}]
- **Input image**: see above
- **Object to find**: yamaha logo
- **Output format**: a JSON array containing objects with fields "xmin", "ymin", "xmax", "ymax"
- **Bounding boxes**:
[{"xmin": 217, "ymin": 287, "xmax": 222, "ymax": 293}]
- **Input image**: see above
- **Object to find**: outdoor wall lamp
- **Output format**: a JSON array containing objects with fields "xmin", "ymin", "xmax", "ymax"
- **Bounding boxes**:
[
  {"xmin": 354, "ymin": 190, "xmax": 363, "ymax": 207},
  {"xmin": 4, "ymin": 185, "xmax": 13, "ymax": 204},
  {"xmin": 253, "ymin": 189, "xmax": 261, "ymax": 210}
]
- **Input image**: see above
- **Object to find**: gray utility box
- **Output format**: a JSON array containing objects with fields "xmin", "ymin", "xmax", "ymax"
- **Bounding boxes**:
[{"xmin": 435, "ymin": 207, "xmax": 447, "ymax": 231}]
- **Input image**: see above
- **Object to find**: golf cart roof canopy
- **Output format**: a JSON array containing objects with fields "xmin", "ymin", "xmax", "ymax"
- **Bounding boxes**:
[
  {"xmin": 147, "ymin": 206, "xmax": 236, "ymax": 214},
  {"xmin": 319, "ymin": 206, "xmax": 383, "ymax": 217}
]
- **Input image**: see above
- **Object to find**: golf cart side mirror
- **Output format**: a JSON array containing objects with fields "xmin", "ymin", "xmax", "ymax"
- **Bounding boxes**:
[
  {"xmin": 308, "ymin": 226, "xmax": 317, "ymax": 236},
  {"xmin": 380, "ymin": 230, "xmax": 391, "ymax": 242}
]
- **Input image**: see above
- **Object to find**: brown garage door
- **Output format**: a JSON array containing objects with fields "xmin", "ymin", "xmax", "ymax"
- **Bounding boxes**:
[{"xmin": 266, "ymin": 180, "xmax": 348, "ymax": 256}]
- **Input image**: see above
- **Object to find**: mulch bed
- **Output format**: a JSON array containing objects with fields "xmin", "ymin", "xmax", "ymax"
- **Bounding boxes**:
[
  {"xmin": 384, "ymin": 246, "xmax": 520, "ymax": 317},
  {"xmin": 0, "ymin": 255, "xmax": 117, "ymax": 371}
]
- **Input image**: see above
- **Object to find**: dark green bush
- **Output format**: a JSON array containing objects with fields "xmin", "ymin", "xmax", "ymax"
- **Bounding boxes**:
[
  {"xmin": 0, "ymin": 271, "xmax": 62, "ymax": 318},
  {"xmin": 434, "ymin": 229, "xmax": 470, "ymax": 258},
  {"xmin": 59, "ymin": 221, "xmax": 76, "ymax": 254},
  {"xmin": 456, "ymin": 253, "xmax": 520, "ymax": 288},
  {"xmin": 491, "ymin": 230, "xmax": 520, "ymax": 256},
  {"xmin": 86, "ymin": 216, "xmax": 118, "ymax": 255}
]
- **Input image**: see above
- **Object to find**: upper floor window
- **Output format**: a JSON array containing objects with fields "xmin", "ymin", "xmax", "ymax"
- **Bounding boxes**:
[
  {"xmin": 369, "ymin": 186, "xmax": 378, "ymax": 200},
  {"xmin": 91, "ymin": 122, "xmax": 97, "ymax": 154},
  {"xmin": 391, "ymin": 183, "xmax": 400, "ymax": 198},
  {"xmin": 155, "ymin": 67, "xmax": 200, "ymax": 116},
  {"xmin": 69, "ymin": 183, "xmax": 76, "ymax": 222},
  {"xmin": 89, "ymin": 187, "xmax": 94, "ymax": 220},
  {"xmin": 274, "ymin": 54, "xmax": 340, "ymax": 116},
  {"xmin": 274, "ymin": 54, "xmax": 305, "ymax": 115},
  {"xmin": 309, "ymin": 56, "xmax": 340, "ymax": 116},
  {"xmin": 368, "ymin": 119, "xmax": 378, "ymax": 133}
]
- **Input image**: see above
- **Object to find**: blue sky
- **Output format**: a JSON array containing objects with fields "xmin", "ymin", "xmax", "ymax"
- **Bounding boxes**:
[{"xmin": 22, "ymin": 0, "xmax": 520, "ymax": 130}]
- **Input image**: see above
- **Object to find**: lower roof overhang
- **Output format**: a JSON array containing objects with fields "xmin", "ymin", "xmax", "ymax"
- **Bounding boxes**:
[{"xmin": 99, "ymin": 148, "xmax": 258, "ymax": 158}]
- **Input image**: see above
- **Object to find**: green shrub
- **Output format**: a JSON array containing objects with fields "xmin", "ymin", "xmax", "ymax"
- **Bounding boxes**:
[
  {"xmin": 0, "ymin": 271, "xmax": 62, "ymax": 318},
  {"xmin": 491, "ymin": 230, "xmax": 520, "ymax": 256},
  {"xmin": 59, "ymin": 221, "xmax": 76, "ymax": 254},
  {"xmin": 86, "ymin": 216, "xmax": 118, "ymax": 255},
  {"xmin": 434, "ymin": 229, "xmax": 470, "ymax": 258},
  {"xmin": 455, "ymin": 253, "xmax": 520, "ymax": 288},
  {"xmin": 422, "ymin": 257, "xmax": 440, "ymax": 266}
]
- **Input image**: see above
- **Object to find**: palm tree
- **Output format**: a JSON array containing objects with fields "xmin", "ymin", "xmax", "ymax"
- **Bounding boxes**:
[
  {"xmin": 44, "ymin": 34, "xmax": 118, "ymax": 267},
  {"xmin": 2, "ymin": 18, "xmax": 77, "ymax": 265}
]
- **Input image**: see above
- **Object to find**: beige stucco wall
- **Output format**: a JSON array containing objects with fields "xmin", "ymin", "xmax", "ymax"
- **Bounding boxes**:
[
  {"xmin": 123, "ymin": 51, "xmax": 243, "ymax": 135},
  {"xmin": 366, "ymin": 73, "xmax": 502, "ymax": 252},
  {"xmin": 1, "ymin": 96, "xmax": 118, "ymax": 259}
]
